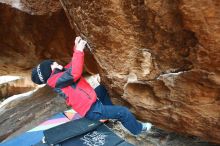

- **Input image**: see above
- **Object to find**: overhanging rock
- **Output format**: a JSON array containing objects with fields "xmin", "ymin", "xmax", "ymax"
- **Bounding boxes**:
[{"xmin": 59, "ymin": 0, "xmax": 220, "ymax": 143}]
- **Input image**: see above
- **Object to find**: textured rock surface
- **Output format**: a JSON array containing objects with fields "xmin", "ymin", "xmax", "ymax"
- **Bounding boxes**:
[
  {"xmin": 0, "ymin": 3, "xmax": 72, "ymax": 141},
  {"xmin": 0, "ymin": 0, "xmax": 62, "ymax": 15},
  {"xmin": 0, "ymin": 3, "xmax": 74, "ymax": 76},
  {"xmin": 0, "ymin": 0, "xmax": 219, "ymax": 144},
  {"xmin": 0, "ymin": 2, "xmax": 99, "ymax": 76},
  {"xmin": 60, "ymin": 0, "xmax": 220, "ymax": 143},
  {"xmin": 0, "ymin": 77, "xmax": 35, "ymax": 100},
  {"xmin": 0, "ymin": 86, "xmax": 67, "ymax": 141}
]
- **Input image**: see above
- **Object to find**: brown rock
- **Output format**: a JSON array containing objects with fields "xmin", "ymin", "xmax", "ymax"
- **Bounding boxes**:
[
  {"xmin": 0, "ymin": 2, "xmax": 99, "ymax": 76},
  {"xmin": 0, "ymin": 1, "xmax": 98, "ymax": 141},
  {"xmin": 0, "ymin": 86, "xmax": 67, "ymax": 142},
  {"xmin": 0, "ymin": 0, "xmax": 62, "ymax": 15},
  {"xmin": 0, "ymin": 3, "xmax": 73, "ymax": 141},
  {"xmin": 0, "ymin": 77, "xmax": 36, "ymax": 100},
  {"xmin": 0, "ymin": 0, "xmax": 219, "ymax": 144},
  {"xmin": 60, "ymin": 0, "xmax": 220, "ymax": 143},
  {"xmin": 0, "ymin": 2, "xmax": 74, "ymax": 76}
]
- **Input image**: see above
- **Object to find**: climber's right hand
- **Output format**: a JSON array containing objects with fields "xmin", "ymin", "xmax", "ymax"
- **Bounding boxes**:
[
  {"xmin": 75, "ymin": 36, "xmax": 81, "ymax": 46},
  {"xmin": 75, "ymin": 37, "xmax": 87, "ymax": 52}
]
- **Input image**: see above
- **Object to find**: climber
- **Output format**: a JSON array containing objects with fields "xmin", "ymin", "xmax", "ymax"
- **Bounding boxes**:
[{"xmin": 31, "ymin": 36, "xmax": 152, "ymax": 135}]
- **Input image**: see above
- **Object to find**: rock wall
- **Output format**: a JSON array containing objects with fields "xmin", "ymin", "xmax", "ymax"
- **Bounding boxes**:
[
  {"xmin": 0, "ymin": 77, "xmax": 35, "ymax": 100},
  {"xmin": 0, "ymin": 86, "xmax": 67, "ymax": 141},
  {"xmin": 0, "ymin": 0, "xmax": 219, "ymax": 144},
  {"xmin": 60, "ymin": 0, "xmax": 220, "ymax": 143},
  {"xmin": 0, "ymin": 2, "xmax": 74, "ymax": 76},
  {"xmin": 0, "ymin": 2, "xmax": 99, "ymax": 76},
  {"xmin": 0, "ymin": 2, "xmax": 73, "ymax": 141},
  {"xmin": 0, "ymin": 1, "xmax": 99, "ymax": 142},
  {"xmin": 0, "ymin": 0, "xmax": 61, "ymax": 15}
]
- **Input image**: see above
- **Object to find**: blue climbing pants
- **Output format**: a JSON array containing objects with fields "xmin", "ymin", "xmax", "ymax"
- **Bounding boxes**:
[{"xmin": 85, "ymin": 85, "xmax": 142, "ymax": 135}]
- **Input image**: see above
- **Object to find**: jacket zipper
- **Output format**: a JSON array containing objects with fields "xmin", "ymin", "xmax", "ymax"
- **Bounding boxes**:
[{"xmin": 78, "ymin": 87, "xmax": 91, "ymax": 99}]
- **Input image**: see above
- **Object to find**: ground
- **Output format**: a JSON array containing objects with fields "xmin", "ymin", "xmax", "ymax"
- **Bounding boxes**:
[{"xmin": 106, "ymin": 121, "xmax": 219, "ymax": 146}]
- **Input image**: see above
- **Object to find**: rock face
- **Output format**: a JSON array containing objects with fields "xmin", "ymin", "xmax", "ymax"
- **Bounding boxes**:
[
  {"xmin": 0, "ymin": 77, "xmax": 36, "ymax": 100},
  {"xmin": 0, "ymin": 2, "xmax": 99, "ymax": 76},
  {"xmin": 0, "ymin": 1, "xmax": 99, "ymax": 142},
  {"xmin": 60, "ymin": 0, "xmax": 220, "ymax": 143},
  {"xmin": 0, "ymin": 0, "xmax": 220, "ymax": 144},
  {"xmin": 0, "ymin": 2, "xmax": 74, "ymax": 76},
  {"xmin": 0, "ymin": 86, "xmax": 67, "ymax": 141},
  {"xmin": 0, "ymin": 0, "xmax": 61, "ymax": 15}
]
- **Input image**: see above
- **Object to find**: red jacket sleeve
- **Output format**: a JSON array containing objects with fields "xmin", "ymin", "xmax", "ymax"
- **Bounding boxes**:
[
  {"xmin": 71, "ymin": 49, "xmax": 84, "ymax": 82},
  {"xmin": 47, "ymin": 48, "xmax": 84, "ymax": 88}
]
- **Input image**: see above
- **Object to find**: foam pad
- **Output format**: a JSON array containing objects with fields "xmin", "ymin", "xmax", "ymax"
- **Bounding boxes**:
[{"xmin": 43, "ymin": 118, "xmax": 102, "ymax": 145}]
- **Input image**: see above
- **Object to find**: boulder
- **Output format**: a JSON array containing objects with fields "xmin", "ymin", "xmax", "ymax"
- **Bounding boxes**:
[
  {"xmin": 0, "ymin": 2, "xmax": 74, "ymax": 76},
  {"xmin": 0, "ymin": 77, "xmax": 35, "ymax": 100},
  {"xmin": 0, "ymin": 0, "xmax": 61, "ymax": 15},
  {"xmin": 60, "ymin": 0, "xmax": 220, "ymax": 143},
  {"xmin": 0, "ymin": 0, "xmax": 219, "ymax": 144},
  {"xmin": 0, "ymin": 86, "xmax": 67, "ymax": 141},
  {"xmin": 0, "ymin": 2, "xmax": 72, "ymax": 141}
]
